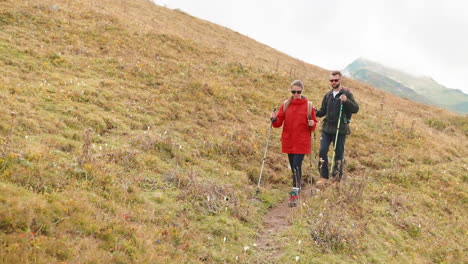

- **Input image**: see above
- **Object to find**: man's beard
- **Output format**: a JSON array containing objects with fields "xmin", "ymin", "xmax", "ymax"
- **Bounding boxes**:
[{"xmin": 332, "ymin": 83, "xmax": 340, "ymax": 89}]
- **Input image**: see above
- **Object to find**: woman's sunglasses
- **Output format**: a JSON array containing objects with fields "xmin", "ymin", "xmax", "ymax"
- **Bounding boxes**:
[{"xmin": 291, "ymin": 90, "xmax": 302, "ymax": 94}]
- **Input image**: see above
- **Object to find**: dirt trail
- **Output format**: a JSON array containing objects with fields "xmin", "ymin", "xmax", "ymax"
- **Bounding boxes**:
[{"xmin": 253, "ymin": 187, "xmax": 314, "ymax": 263}]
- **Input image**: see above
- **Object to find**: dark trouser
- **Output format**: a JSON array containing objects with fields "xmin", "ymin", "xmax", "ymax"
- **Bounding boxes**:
[
  {"xmin": 287, "ymin": 154, "xmax": 305, "ymax": 188},
  {"xmin": 318, "ymin": 132, "xmax": 346, "ymax": 179}
]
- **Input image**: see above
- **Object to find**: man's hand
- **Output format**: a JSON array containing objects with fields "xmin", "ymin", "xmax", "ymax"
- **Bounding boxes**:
[{"xmin": 340, "ymin": 94, "xmax": 347, "ymax": 102}]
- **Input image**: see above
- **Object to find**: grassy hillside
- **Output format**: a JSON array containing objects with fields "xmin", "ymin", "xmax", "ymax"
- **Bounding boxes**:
[{"xmin": 0, "ymin": 0, "xmax": 467, "ymax": 263}]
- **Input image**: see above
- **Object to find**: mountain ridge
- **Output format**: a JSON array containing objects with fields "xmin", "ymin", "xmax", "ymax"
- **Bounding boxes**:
[{"xmin": 344, "ymin": 57, "xmax": 468, "ymax": 114}]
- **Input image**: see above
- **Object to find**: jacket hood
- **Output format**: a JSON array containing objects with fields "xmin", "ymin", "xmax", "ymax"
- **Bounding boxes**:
[{"xmin": 290, "ymin": 97, "xmax": 308, "ymax": 105}]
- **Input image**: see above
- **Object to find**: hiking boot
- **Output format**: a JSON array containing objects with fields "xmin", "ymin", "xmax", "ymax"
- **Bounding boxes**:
[
  {"xmin": 292, "ymin": 187, "xmax": 300, "ymax": 195},
  {"xmin": 331, "ymin": 175, "xmax": 341, "ymax": 183},
  {"xmin": 289, "ymin": 188, "xmax": 299, "ymax": 207},
  {"xmin": 316, "ymin": 177, "xmax": 328, "ymax": 186},
  {"xmin": 289, "ymin": 191, "xmax": 298, "ymax": 207},
  {"xmin": 330, "ymin": 176, "xmax": 342, "ymax": 187}
]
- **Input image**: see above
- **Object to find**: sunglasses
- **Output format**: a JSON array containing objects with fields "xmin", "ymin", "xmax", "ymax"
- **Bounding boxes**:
[
  {"xmin": 329, "ymin": 79, "xmax": 340, "ymax": 83},
  {"xmin": 291, "ymin": 90, "xmax": 302, "ymax": 94}
]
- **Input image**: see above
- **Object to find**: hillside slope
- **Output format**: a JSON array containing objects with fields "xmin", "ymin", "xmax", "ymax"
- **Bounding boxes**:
[{"xmin": 0, "ymin": 0, "xmax": 467, "ymax": 263}]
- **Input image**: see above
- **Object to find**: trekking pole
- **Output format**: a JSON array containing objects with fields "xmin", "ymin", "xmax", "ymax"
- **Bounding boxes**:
[
  {"xmin": 330, "ymin": 103, "xmax": 343, "ymax": 179},
  {"xmin": 256, "ymin": 107, "xmax": 277, "ymax": 195},
  {"xmin": 309, "ymin": 131, "xmax": 315, "ymax": 193},
  {"xmin": 309, "ymin": 132, "xmax": 313, "ymax": 185}
]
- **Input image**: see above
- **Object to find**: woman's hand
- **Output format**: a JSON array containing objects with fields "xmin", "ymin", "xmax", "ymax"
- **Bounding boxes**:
[
  {"xmin": 270, "ymin": 111, "xmax": 277, "ymax": 122},
  {"xmin": 308, "ymin": 119, "xmax": 315, "ymax": 127}
]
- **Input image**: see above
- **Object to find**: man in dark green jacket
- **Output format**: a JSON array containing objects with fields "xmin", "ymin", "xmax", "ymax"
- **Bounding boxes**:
[{"xmin": 315, "ymin": 71, "xmax": 359, "ymax": 183}]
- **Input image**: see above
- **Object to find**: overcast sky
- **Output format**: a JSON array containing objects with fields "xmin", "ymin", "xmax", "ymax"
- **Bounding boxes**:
[{"xmin": 154, "ymin": 0, "xmax": 468, "ymax": 94}]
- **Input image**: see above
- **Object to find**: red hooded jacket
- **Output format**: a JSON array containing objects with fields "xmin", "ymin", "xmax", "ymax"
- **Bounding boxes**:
[{"xmin": 272, "ymin": 98, "xmax": 317, "ymax": 154}]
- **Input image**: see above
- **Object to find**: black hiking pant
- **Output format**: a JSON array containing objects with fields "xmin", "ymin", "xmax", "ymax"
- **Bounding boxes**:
[
  {"xmin": 318, "ymin": 132, "xmax": 346, "ymax": 179},
  {"xmin": 287, "ymin": 154, "xmax": 305, "ymax": 188}
]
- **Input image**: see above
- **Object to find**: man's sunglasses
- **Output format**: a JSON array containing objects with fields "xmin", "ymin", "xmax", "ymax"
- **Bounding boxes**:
[
  {"xmin": 329, "ymin": 79, "xmax": 340, "ymax": 83},
  {"xmin": 291, "ymin": 90, "xmax": 302, "ymax": 94}
]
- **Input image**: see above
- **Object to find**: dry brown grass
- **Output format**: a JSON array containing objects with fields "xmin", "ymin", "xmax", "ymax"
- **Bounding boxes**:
[
  {"xmin": 308, "ymin": 178, "xmax": 368, "ymax": 254},
  {"xmin": 0, "ymin": 0, "xmax": 467, "ymax": 263}
]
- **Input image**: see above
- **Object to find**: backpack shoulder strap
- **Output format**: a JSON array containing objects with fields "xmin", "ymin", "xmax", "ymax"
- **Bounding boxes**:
[
  {"xmin": 307, "ymin": 101, "xmax": 313, "ymax": 120},
  {"xmin": 341, "ymin": 86, "xmax": 352, "ymax": 96},
  {"xmin": 283, "ymin": 99, "xmax": 290, "ymax": 113}
]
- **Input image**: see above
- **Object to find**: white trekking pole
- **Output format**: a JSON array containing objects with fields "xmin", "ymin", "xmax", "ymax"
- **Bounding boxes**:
[
  {"xmin": 256, "ymin": 107, "xmax": 277, "ymax": 195},
  {"xmin": 330, "ymin": 103, "xmax": 343, "ymax": 180}
]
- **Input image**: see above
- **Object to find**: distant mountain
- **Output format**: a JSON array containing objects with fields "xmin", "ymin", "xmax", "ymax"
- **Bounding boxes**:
[
  {"xmin": 344, "ymin": 58, "xmax": 468, "ymax": 114},
  {"xmin": 350, "ymin": 68, "xmax": 433, "ymax": 105}
]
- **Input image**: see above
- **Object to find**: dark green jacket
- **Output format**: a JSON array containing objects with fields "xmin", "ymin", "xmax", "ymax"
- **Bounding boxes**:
[{"xmin": 316, "ymin": 88, "xmax": 359, "ymax": 134}]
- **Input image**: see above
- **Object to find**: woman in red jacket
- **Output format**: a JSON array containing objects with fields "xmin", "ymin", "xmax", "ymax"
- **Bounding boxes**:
[{"xmin": 270, "ymin": 80, "xmax": 317, "ymax": 196}]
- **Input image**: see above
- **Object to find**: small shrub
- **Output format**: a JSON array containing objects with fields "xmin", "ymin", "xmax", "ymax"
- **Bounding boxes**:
[
  {"xmin": 48, "ymin": 52, "xmax": 65, "ymax": 66},
  {"xmin": 425, "ymin": 119, "xmax": 448, "ymax": 131},
  {"xmin": 227, "ymin": 63, "xmax": 248, "ymax": 74},
  {"xmin": 0, "ymin": 12, "xmax": 15, "ymax": 25}
]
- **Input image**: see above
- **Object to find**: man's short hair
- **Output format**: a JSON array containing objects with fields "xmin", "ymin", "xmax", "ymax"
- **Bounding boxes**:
[{"xmin": 330, "ymin": 71, "xmax": 342, "ymax": 77}]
